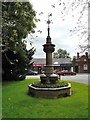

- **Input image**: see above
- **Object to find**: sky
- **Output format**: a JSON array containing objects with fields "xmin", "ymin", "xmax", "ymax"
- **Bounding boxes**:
[{"xmin": 25, "ymin": 0, "xmax": 88, "ymax": 58}]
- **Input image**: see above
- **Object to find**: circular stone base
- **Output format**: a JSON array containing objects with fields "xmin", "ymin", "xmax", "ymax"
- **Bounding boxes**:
[{"xmin": 28, "ymin": 83, "xmax": 71, "ymax": 99}]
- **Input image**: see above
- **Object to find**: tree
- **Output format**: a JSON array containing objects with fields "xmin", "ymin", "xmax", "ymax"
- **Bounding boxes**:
[
  {"xmin": 53, "ymin": 49, "xmax": 70, "ymax": 58},
  {"xmin": 2, "ymin": 2, "xmax": 38, "ymax": 81},
  {"xmin": 51, "ymin": 0, "xmax": 89, "ymax": 53}
]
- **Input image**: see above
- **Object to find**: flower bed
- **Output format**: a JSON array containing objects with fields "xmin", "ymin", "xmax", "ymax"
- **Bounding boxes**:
[{"xmin": 31, "ymin": 81, "xmax": 68, "ymax": 88}]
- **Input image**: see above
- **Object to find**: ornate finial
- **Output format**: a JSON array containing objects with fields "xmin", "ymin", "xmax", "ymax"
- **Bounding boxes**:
[
  {"xmin": 47, "ymin": 13, "xmax": 52, "ymax": 27},
  {"xmin": 47, "ymin": 13, "xmax": 52, "ymax": 36}
]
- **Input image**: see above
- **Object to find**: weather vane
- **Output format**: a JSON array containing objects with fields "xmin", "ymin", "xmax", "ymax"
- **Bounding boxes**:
[
  {"xmin": 47, "ymin": 13, "xmax": 52, "ymax": 28},
  {"xmin": 46, "ymin": 13, "xmax": 52, "ymax": 36}
]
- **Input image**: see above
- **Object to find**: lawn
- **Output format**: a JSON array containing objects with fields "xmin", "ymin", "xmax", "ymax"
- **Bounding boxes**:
[{"xmin": 2, "ymin": 78, "xmax": 89, "ymax": 119}]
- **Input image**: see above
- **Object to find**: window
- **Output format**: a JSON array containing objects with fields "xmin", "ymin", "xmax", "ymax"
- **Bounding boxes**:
[{"xmin": 83, "ymin": 64, "xmax": 88, "ymax": 70}]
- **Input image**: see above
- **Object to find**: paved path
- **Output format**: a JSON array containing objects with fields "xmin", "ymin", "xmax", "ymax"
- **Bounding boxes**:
[{"xmin": 26, "ymin": 73, "xmax": 90, "ymax": 85}]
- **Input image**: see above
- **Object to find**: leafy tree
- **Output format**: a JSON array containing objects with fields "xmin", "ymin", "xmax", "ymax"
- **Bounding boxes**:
[
  {"xmin": 34, "ymin": 0, "xmax": 89, "ymax": 53},
  {"xmin": 59, "ymin": 0, "xmax": 90, "ymax": 52},
  {"xmin": 51, "ymin": 0, "xmax": 89, "ymax": 53},
  {"xmin": 2, "ymin": 2, "xmax": 38, "ymax": 81},
  {"xmin": 53, "ymin": 49, "xmax": 70, "ymax": 58}
]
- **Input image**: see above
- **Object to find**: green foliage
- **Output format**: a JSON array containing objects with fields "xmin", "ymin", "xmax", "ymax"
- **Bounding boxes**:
[
  {"xmin": 54, "ymin": 48, "xmax": 70, "ymax": 58},
  {"xmin": 2, "ymin": 2, "xmax": 38, "ymax": 81},
  {"xmin": 32, "ymin": 80, "xmax": 68, "ymax": 88},
  {"xmin": 2, "ymin": 79, "xmax": 88, "ymax": 118}
]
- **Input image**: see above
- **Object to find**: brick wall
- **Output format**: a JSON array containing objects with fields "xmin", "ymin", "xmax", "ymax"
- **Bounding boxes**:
[{"xmin": 73, "ymin": 52, "xmax": 90, "ymax": 73}]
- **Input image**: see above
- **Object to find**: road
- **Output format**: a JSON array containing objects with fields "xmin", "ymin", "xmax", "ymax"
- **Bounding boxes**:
[
  {"xmin": 26, "ymin": 73, "xmax": 90, "ymax": 85},
  {"xmin": 61, "ymin": 73, "xmax": 89, "ymax": 85}
]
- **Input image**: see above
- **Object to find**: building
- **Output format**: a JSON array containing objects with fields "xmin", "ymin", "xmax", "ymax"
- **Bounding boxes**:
[
  {"xmin": 32, "ymin": 58, "xmax": 73, "ymax": 73},
  {"xmin": 73, "ymin": 52, "xmax": 90, "ymax": 73}
]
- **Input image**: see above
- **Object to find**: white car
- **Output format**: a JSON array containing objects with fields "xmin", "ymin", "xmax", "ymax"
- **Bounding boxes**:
[{"xmin": 26, "ymin": 70, "xmax": 38, "ymax": 75}]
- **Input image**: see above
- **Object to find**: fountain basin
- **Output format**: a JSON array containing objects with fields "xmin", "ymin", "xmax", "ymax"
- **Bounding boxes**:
[
  {"xmin": 28, "ymin": 83, "xmax": 71, "ymax": 99},
  {"xmin": 49, "ymin": 73, "xmax": 58, "ymax": 84},
  {"xmin": 40, "ymin": 74, "xmax": 48, "ymax": 84}
]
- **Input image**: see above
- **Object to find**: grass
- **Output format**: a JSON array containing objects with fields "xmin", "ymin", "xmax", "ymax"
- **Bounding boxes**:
[{"xmin": 2, "ymin": 78, "xmax": 89, "ymax": 119}]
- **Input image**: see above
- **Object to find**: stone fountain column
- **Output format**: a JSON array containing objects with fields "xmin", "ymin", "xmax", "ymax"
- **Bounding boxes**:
[
  {"xmin": 40, "ymin": 14, "xmax": 58, "ymax": 84},
  {"xmin": 28, "ymin": 14, "xmax": 71, "ymax": 98},
  {"xmin": 43, "ymin": 31, "xmax": 55, "ymax": 75}
]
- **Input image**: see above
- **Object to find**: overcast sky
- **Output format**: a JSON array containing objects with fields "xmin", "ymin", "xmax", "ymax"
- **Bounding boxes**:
[{"xmin": 26, "ymin": 0, "xmax": 87, "ymax": 58}]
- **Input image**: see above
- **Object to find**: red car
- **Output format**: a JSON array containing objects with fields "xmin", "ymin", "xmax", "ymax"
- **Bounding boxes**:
[{"xmin": 56, "ymin": 70, "xmax": 76, "ymax": 76}]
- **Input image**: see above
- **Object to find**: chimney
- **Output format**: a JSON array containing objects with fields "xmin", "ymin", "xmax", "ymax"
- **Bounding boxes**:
[
  {"xmin": 77, "ymin": 52, "xmax": 79, "ymax": 59},
  {"xmin": 85, "ymin": 52, "xmax": 88, "ymax": 58}
]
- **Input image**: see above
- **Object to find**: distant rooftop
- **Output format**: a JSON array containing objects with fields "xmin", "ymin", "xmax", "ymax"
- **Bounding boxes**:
[{"xmin": 33, "ymin": 58, "xmax": 72, "ymax": 64}]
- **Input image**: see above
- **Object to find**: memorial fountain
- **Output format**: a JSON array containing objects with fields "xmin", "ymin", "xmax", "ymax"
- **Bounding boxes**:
[{"xmin": 28, "ymin": 14, "xmax": 71, "ymax": 98}]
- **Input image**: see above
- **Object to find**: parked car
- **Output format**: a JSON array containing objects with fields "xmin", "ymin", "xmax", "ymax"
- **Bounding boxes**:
[
  {"xmin": 55, "ymin": 70, "xmax": 76, "ymax": 76},
  {"xmin": 26, "ymin": 70, "xmax": 38, "ymax": 75}
]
